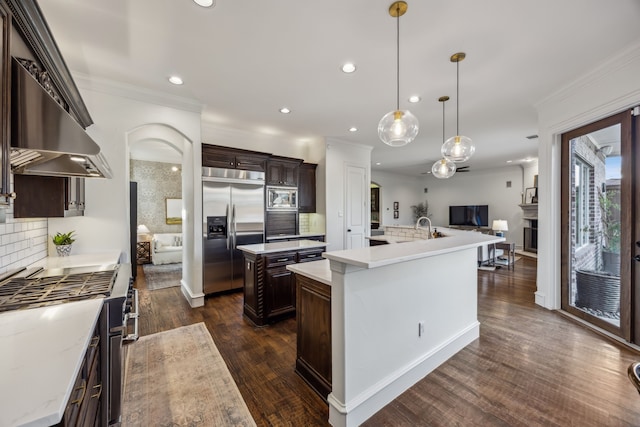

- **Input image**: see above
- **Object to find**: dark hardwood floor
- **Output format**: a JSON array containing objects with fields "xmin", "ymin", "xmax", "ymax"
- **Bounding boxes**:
[{"xmin": 134, "ymin": 257, "xmax": 640, "ymax": 426}]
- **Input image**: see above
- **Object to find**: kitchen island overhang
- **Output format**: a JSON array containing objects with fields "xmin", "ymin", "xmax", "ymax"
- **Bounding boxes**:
[{"xmin": 293, "ymin": 231, "xmax": 503, "ymax": 427}]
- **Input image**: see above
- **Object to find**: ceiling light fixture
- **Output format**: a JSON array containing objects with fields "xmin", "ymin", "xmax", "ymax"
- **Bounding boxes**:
[
  {"xmin": 408, "ymin": 95, "xmax": 421, "ymax": 103},
  {"xmin": 441, "ymin": 52, "xmax": 474, "ymax": 162},
  {"xmin": 432, "ymin": 96, "xmax": 456, "ymax": 179},
  {"xmin": 193, "ymin": 0, "xmax": 214, "ymax": 7},
  {"xmin": 168, "ymin": 75, "xmax": 183, "ymax": 85},
  {"xmin": 342, "ymin": 63, "xmax": 356, "ymax": 73},
  {"xmin": 279, "ymin": 107, "xmax": 291, "ymax": 114},
  {"xmin": 349, "ymin": 127, "xmax": 358, "ymax": 132},
  {"xmin": 378, "ymin": 1, "xmax": 418, "ymax": 147}
]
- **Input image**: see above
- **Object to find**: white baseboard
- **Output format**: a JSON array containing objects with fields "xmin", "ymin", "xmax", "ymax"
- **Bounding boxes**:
[{"xmin": 180, "ymin": 280, "xmax": 204, "ymax": 307}]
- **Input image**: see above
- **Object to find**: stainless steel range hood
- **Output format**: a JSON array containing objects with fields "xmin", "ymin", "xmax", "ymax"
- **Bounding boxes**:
[{"xmin": 9, "ymin": 57, "xmax": 112, "ymax": 178}]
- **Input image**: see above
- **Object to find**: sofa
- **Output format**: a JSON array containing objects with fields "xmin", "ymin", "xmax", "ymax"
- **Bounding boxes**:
[{"xmin": 151, "ymin": 233, "xmax": 183, "ymax": 265}]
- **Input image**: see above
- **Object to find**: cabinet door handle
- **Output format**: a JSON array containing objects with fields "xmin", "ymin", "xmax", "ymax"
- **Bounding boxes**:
[
  {"xmin": 306, "ymin": 254, "xmax": 317, "ymax": 258},
  {"xmin": 277, "ymin": 258, "xmax": 289, "ymax": 262},
  {"xmin": 71, "ymin": 379, "xmax": 87, "ymax": 406},
  {"xmin": 91, "ymin": 383, "xmax": 103, "ymax": 399}
]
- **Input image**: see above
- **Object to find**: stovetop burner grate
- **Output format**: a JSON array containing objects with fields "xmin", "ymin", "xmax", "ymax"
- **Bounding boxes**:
[{"xmin": 0, "ymin": 270, "xmax": 117, "ymax": 312}]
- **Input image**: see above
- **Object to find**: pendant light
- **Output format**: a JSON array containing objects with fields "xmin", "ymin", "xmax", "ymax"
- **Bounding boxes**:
[
  {"xmin": 378, "ymin": 1, "xmax": 419, "ymax": 147},
  {"xmin": 441, "ymin": 52, "xmax": 474, "ymax": 162},
  {"xmin": 432, "ymin": 96, "xmax": 456, "ymax": 179}
]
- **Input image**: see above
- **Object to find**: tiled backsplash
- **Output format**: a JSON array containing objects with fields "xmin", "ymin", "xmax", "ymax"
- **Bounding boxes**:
[
  {"xmin": 383, "ymin": 225, "xmax": 431, "ymax": 240},
  {"xmin": 0, "ymin": 176, "xmax": 48, "ymax": 274}
]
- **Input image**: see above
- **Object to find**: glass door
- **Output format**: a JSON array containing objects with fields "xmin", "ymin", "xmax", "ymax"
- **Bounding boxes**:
[{"xmin": 561, "ymin": 110, "xmax": 634, "ymax": 340}]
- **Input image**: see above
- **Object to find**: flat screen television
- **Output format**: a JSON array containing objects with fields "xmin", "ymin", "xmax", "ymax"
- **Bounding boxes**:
[{"xmin": 449, "ymin": 205, "xmax": 489, "ymax": 227}]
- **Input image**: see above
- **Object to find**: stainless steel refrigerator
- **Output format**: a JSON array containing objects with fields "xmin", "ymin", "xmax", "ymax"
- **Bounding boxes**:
[{"xmin": 202, "ymin": 167, "xmax": 265, "ymax": 294}]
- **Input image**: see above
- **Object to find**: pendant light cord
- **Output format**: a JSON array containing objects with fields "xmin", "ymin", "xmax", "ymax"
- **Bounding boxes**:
[
  {"xmin": 442, "ymin": 99, "xmax": 446, "ymax": 144},
  {"xmin": 396, "ymin": 4, "xmax": 400, "ymax": 111},
  {"xmin": 456, "ymin": 60, "xmax": 459, "ymax": 136}
]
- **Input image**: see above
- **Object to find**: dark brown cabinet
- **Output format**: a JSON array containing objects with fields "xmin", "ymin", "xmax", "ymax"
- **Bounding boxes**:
[
  {"xmin": 295, "ymin": 273, "xmax": 332, "ymax": 399},
  {"xmin": 202, "ymin": 144, "xmax": 268, "ymax": 171},
  {"xmin": 242, "ymin": 246, "xmax": 325, "ymax": 326},
  {"xmin": 13, "ymin": 175, "xmax": 85, "ymax": 218},
  {"xmin": 298, "ymin": 163, "xmax": 317, "ymax": 213},
  {"xmin": 266, "ymin": 211, "xmax": 297, "ymax": 237},
  {"xmin": 56, "ymin": 317, "xmax": 102, "ymax": 427},
  {"xmin": 267, "ymin": 156, "xmax": 301, "ymax": 186},
  {"xmin": 371, "ymin": 187, "xmax": 380, "ymax": 212}
]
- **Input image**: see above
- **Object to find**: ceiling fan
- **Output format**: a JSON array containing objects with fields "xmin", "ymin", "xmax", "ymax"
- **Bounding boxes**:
[{"xmin": 421, "ymin": 165, "xmax": 470, "ymax": 175}]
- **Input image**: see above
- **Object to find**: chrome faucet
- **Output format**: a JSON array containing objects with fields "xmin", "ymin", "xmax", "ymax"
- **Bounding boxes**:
[{"xmin": 415, "ymin": 216, "xmax": 432, "ymax": 239}]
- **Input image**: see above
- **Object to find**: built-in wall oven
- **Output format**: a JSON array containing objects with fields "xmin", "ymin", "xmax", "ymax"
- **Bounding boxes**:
[{"xmin": 0, "ymin": 262, "xmax": 135, "ymax": 426}]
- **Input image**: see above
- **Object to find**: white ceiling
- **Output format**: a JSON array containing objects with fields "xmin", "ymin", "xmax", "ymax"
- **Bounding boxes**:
[{"xmin": 38, "ymin": 0, "xmax": 640, "ymax": 175}]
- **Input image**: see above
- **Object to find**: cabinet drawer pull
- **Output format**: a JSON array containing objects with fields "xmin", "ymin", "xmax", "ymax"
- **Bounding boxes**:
[
  {"xmin": 276, "ymin": 258, "xmax": 289, "ymax": 262},
  {"xmin": 71, "ymin": 379, "xmax": 87, "ymax": 406},
  {"xmin": 306, "ymin": 254, "xmax": 317, "ymax": 258},
  {"xmin": 91, "ymin": 383, "xmax": 103, "ymax": 399}
]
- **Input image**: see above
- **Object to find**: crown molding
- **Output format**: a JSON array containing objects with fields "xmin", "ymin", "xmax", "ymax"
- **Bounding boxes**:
[{"xmin": 72, "ymin": 73, "xmax": 204, "ymax": 114}]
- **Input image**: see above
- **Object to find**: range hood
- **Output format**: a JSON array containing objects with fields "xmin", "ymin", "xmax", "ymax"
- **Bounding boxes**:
[{"xmin": 9, "ymin": 57, "xmax": 112, "ymax": 178}]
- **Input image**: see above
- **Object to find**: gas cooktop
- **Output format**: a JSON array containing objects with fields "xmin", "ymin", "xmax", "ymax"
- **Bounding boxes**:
[{"xmin": 0, "ymin": 266, "xmax": 119, "ymax": 312}]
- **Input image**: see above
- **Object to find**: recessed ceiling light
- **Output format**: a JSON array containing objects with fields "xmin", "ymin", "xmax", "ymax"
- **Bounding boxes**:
[
  {"xmin": 375, "ymin": 162, "xmax": 381, "ymax": 166},
  {"xmin": 408, "ymin": 95, "xmax": 421, "ymax": 103},
  {"xmin": 523, "ymin": 158, "xmax": 533, "ymax": 162},
  {"xmin": 193, "ymin": 0, "xmax": 214, "ymax": 7},
  {"xmin": 168, "ymin": 76, "xmax": 183, "ymax": 85},
  {"xmin": 279, "ymin": 107, "xmax": 291, "ymax": 114},
  {"xmin": 342, "ymin": 63, "xmax": 356, "ymax": 73},
  {"xmin": 349, "ymin": 127, "xmax": 358, "ymax": 132},
  {"xmin": 506, "ymin": 160, "xmax": 513, "ymax": 163}
]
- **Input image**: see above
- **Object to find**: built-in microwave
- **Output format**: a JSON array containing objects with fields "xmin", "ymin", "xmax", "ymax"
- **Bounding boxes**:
[{"xmin": 266, "ymin": 186, "xmax": 298, "ymax": 210}]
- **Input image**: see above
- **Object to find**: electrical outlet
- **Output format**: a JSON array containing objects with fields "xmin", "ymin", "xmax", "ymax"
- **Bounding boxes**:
[{"xmin": 418, "ymin": 321, "xmax": 425, "ymax": 337}]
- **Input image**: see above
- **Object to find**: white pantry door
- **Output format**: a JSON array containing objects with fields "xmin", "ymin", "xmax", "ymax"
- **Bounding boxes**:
[{"xmin": 345, "ymin": 164, "xmax": 366, "ymax": 249}]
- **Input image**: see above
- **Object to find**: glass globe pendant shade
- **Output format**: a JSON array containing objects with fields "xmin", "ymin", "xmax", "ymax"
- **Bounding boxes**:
[
  {"xmin": 441, "ymin": 134, "xmax": 475, "ymax": 162},
  {"xmin": 378, "ymin": 110, "xmax": 419, "ymax": 147},
  {"xmin": 432, "ymin": 158, "xmax": 456, "ymax": 179}
]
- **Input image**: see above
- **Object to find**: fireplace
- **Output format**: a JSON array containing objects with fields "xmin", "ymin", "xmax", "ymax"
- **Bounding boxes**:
[{"xmin": 524, "ymin": 219, "xmax": 538, "ymax": 253}]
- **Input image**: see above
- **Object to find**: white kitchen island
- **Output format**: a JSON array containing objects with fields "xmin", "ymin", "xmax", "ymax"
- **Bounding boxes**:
[{"xmin": 291, "ymin": 230, "xmax": 503, "ymax": 427}]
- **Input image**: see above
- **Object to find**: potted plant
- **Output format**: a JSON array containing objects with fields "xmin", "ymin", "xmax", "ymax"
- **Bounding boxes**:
[
  {"xmin": 411, "ymin": 200, "xmax": 431, "ymax": 223},
  {"xmin": 52, "ymin": 231, "xmax": 75, "ymax": 257}
]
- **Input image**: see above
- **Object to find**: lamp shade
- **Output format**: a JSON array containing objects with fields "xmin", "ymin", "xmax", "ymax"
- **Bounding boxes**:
[
  {"xmin": 378, "ymin": 110, "xmax": 419, "ymax": 147},
  {"xmin": 431, "ymin": 158, "xmax": 456, "ymax": 179},
  {"xmin": 492, "ymin": 220, "xmax": 508, "ymax": 232},
  {"xmin": 137, "ymin": 224, "xmax": 151, "ymax": 234}
]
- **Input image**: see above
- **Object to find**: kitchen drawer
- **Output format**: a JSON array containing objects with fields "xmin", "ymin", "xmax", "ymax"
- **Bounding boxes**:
[
  {"xmin": 296, "ymin": 249, "xmax": 324, "ymax": 263},
  {"xmin": 264, "ymin": 252, "xmax": 297, "ymax": 268}
]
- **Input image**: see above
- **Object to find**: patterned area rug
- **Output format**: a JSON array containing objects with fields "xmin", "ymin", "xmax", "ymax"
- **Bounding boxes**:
[
  {"xmin": 142, "ymin": 263, "xmax": 182, "ymax": 290},
  {"xmin": 121, "ymin": 323, "xmax": 256, "ymax": 426}
]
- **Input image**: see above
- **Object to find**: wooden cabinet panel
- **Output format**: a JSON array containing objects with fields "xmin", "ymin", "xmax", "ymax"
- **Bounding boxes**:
[
  {"xmin": 266, "ymin": 157, "xmax": 301, "ymax": 186},
  {"xmin": 265, "ymin": 265, "xmax": 295, "ymax": 318},
  {"xmin": 266, "ymin": 211, "xmax": 297, "ymax": 237},
  {"xmin": 202, "ymin": 144, "xmax": 268, "ymax": 171},
  {"xmin": 242, "ymin": 246, "xmax": 325, "ymax": 326},
  {"xmin": 298, "ymin": 163, "xmax": 316, "ymax": 213},
  {"xmin": 295, "ymin": 274, "xmax": 332, "ymax": 399}
]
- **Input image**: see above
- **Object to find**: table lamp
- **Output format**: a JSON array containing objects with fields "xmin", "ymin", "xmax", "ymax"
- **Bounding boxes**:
[
  {"xmin": 137, "ymin": 224, "xmax": 151, "ymax": 241},
  {"xmin": 492, "ymin": 220, "xmax": 508, "ymax": 237}
]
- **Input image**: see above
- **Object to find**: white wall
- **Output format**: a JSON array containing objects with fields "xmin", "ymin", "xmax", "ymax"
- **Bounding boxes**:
[
  {"xmin": 421, "ymin": 166, "xmax": 525, "ymax": 248},
  {"xmin": 47, "ymin": 80, "xmax": 202, "ymax": 302},
  {"xmin": 325, "ymin": 139, "xmax": 372, "ymax": 252},
  {"xmin": 371, "ymin": 171, "xmax": 426, "ymax": 227},
  {"xmin": 536, "ymin": 41, "xmax": 640, "ymax": 310}
]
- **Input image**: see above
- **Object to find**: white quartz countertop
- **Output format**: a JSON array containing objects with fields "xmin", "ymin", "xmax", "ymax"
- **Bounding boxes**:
[
  {"xmin": 237, "ymin": 239, "xmax": 328, "ymax": 255},
  {"xmin": 287, "ymin": 259, "xmax": 332, "ymax": 285},
  {"xmin": 28, "ymin": 251, "xmax": 122, "ymax": 270},
  {"xmin": 324, "ymin": 231, "xmax": 504, "ymax": 269},
  {"xmin": 0, "ymin": 298, "xmax": 104, "ymax": 427}
]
